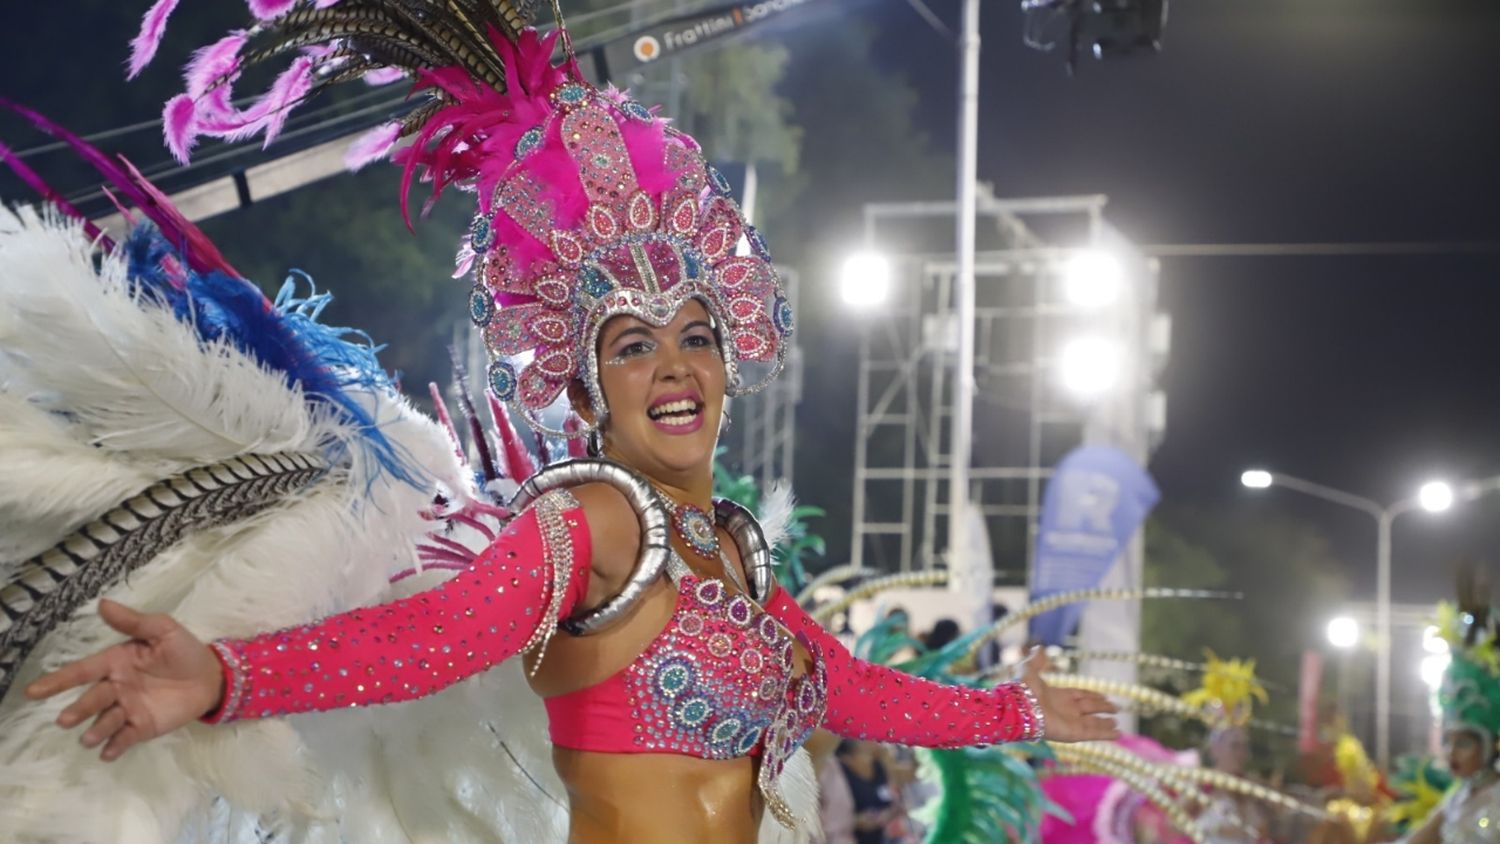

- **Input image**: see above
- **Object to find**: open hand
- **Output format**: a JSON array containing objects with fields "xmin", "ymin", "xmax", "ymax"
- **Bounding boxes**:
[
  {"xmin": 1021, "ymin": 648, "xmax": 1120, "ymax": 743},
  {"xmin": 24, "ymin": 599, "xmax": 224, "ymax": 761}
]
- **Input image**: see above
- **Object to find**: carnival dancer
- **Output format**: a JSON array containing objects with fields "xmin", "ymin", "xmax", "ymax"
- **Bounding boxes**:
[
  {"xmin": 1398, "ymin": 578, "xmax": 1500, "ymax": 844},
  {"xmin": 15, "ymin": 2, "xmax": 1120, "ymax": 843}
]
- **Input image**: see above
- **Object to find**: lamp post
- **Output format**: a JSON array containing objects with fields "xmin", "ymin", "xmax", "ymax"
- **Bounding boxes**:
[
  {"xmin": 1326, "ymin": 615, "xmax": 1359, "ymax": 726},
  {"xmin": 1239, "ymin": 469, "xmax": 1462, "ymax": 768}
]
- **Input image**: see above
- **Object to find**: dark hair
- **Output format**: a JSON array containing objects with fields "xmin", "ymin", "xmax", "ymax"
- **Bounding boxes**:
[{"xmin": 923, "ymin": 618, "xmax": 961, "ymax": 651}]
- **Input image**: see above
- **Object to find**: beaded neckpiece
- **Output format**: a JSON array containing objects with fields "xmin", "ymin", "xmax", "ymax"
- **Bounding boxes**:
[{"xmin": 667, "ymin": 498, "xmax": 720, "ymax": 560}]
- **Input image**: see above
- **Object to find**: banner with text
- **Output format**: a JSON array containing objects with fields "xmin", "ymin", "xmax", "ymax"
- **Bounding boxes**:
[
  {"xmin": 1028, "ymin": 445, "xmax": 1159, "ymax": 645},
  {"xmin": 601, "ymin": 0, "xmax": 823, "ymax": 77}
]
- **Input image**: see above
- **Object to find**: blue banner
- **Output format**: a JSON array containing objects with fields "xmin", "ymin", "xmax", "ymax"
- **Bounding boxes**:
[{"xmin": 1028, "ymin": 445, "xmax": 1159, "ymax": 645}]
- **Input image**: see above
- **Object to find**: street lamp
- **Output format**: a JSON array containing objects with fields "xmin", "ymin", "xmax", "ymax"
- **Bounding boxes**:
[
  {"xmin": 1238, "ymin": 468, "xmax": 1468, "ymax": 767},
  {"xmin": 1058, "ymin": 336, "xmax": 1123, "ymax": 398},
  {"xmin": 1240, "ymin": 469, "xmax": 1273, "ymax": 489},
  {"xmin": 1064, "ymin": 249, "xmax": 1124, "ymax": 309},
  {"xmin": 1327, "ymin": 616, "xmax": 1360, "ymax": 649},
  {"xmin": 1418, "ymin": 481, "xmax": 1455, "ymax": 513},
  {"xmin": 840, "ymin": 252, "xmax": 892, "ymax": 308}
]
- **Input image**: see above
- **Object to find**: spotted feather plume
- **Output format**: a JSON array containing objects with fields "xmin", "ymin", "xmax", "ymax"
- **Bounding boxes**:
[{"xmin": 131, "ymin": 0, "xmax": 548, "ymax": 163}]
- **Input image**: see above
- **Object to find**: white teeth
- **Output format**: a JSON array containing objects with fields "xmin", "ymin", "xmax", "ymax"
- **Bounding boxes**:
[{"xmin": 649, "ymin": 398, "xmax": 700, "ymax": 420}]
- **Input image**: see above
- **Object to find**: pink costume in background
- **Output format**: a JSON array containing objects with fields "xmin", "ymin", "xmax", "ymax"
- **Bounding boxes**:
[{"xmin": 1041, "ymin": 735, "xmax": 1197, "ymax": 844}]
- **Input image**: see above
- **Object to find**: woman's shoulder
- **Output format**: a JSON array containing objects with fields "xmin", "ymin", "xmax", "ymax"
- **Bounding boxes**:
[{"xmin": 564, "ymin": 482, "xmax": 644, "ymax": 580}]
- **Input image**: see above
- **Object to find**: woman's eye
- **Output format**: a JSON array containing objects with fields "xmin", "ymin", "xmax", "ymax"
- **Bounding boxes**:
[
  {"xmin": 614, "ymin": 341, "xmax": 653, "ymax": 359},
  {"xmin": 684, "ymin": 334, "xmax": 714, "ymax": 349}
]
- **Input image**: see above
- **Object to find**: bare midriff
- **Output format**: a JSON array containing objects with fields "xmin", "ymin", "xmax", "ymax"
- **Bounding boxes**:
[
  {"xmin": 553, "ymin": 748, "xmax": 762, "ymax": 844},
  {"xmin": 529, "ymin": 524, "xmax": 798, "ymax": 844}
]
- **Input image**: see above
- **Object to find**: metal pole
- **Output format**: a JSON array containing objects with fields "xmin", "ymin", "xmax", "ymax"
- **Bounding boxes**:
[
  {"xmin": 946, "ymin": 0, "xmax": 980, "ymax": 592},
  {"xmin": 1376, "ymin": 509, "xmax": 1393, "ymax": 769},
  {"xmin": 1338, "ymin": 649, "xmax": 1352, "ymax": 729}
]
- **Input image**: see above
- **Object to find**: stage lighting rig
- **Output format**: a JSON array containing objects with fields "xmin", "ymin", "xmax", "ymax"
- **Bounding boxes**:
[{"xmin": 1021, "ymin": 0, "xmax": 1168, "ymax": 73}]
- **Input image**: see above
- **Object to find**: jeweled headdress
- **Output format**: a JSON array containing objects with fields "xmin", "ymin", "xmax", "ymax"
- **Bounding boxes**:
[{"xmin": 133, "ymin": 0, "xmax": 793, "ymax": 436}]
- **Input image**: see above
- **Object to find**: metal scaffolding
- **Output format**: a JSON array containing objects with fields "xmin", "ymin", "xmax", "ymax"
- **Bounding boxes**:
[{"xmin": 848, "ymin": 194, "xmax": 1164, "ymax": 585}]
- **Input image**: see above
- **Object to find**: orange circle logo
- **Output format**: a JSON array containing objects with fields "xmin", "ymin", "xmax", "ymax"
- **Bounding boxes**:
[{"xmin": 633, "ymin": 35, "xmax": 662, "ymax": 63}]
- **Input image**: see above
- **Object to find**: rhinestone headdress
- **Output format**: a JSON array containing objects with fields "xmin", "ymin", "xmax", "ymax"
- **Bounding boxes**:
[{"xmin": 132, "ymin": 2, "xmax": 793, "ymax": 436}]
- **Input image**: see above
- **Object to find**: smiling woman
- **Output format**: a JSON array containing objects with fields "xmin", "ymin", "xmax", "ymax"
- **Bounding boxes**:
[
  {"xmin": 582, "ymin": 303, "xmax": 727, "ymax": 476},
  {"xmin": 8, "ymin": 0, "xmax": 1120, "ymax": 842}
]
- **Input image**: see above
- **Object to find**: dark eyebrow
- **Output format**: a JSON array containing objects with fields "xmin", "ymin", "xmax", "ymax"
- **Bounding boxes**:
[
  {"xmin": 682, "ymin": 320, "xmax": 713, "ymax": 334},
  {"xmin": 605, "ymin": 325, "xmax": 653, "ymax": 348}
]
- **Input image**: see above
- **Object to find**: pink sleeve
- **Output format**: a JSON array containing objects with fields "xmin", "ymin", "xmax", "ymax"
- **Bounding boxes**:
[
  {"xmin": 203, "ymin": 491, "xmax": 591, "ymax": 723},
  {"xmin": 763, "ymin": 590, "xmax": 1045, "ymax": 746}
]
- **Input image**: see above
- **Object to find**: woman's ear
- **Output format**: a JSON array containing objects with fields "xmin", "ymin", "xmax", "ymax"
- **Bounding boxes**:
[{"xmin": 567, "ymin": 380, "xmax": 595, "ymax": 426}]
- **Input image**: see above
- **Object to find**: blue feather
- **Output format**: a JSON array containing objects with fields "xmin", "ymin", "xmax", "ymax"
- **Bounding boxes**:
[{"xmin": 123, "ymin": 223, "xmax": 427, "ymax": 491}]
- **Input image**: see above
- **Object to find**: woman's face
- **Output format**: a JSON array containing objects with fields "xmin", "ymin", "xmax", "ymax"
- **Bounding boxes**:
[
  {"xmin": 1210, "ymin": 727, "xmax": 1250, "ymax": 775},
  {"xmin": 1446, "ymin": 729, "xmax": 1492, "ymax": 778},
  {"xmin": 586, "ymin": 299, "xmax": 726, "ymax": 481}
]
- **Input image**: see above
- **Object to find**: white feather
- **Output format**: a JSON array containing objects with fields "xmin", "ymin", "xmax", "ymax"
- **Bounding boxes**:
[
  {"xmin": 757, "ymin": 480, "xmax": 796, "ymax": 553},
  {"xmin": 0, "ymin": 205, "xmax": 318, "ymax": 462},
  {"xmin": 0, "ymin": 390, "xmax": 161, "ymax": 563},
  {"xmin": 759, "ymin": 750, "xmax": 822, "ymax": 844}
]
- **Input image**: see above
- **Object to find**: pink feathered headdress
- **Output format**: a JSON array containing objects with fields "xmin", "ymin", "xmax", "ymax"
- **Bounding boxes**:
[{"xmin": 129, "ymin": 1, "xmax": 791, "ymax": 435}]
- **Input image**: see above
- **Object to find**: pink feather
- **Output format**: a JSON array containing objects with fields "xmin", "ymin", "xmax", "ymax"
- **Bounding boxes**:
[
  {"xmin": 427, "ymin": 382, "xmax": 469, "ymax": 469},
  {"xmin": 363, "ymin": 67, "xmax": 407, "ymax": 86},
  {"xmin": 195, "ymin": 56, "xmax": 312, "ymax": 144},
  {"xmin": 116, "ymin": 158, "xmax": 241, "ymax": 278},
  {"xmin": 127, "ymin": 0, "xmax": 181, "ymax": 79},
  {"xmin": 618, "ymin": 116, "xmax": 676, "ymax": 194},
  {"xmin": 0, "ymin": 137, "xmax": 110, "ymax": 249},
  {"xmin": 488, "ymin": 389, "xmax": 537, "ymax": 480},
  {"xmin": 345, "ymin": 122, "xmax": 401, "ymax": 171},
  {"xmin": 247, "ymin": 0, "xmax": 297, "ymax": 20},
  {"xmin": 184, "ymin": 32, "xmax": 247, "ymax": 97},
  {"xmin": 255, "ymin": 57, "xmax": 314, "ymax": 144},
  {"xmin": 162, "ymin": 94, "xmax": 198, "ymax": 163}
]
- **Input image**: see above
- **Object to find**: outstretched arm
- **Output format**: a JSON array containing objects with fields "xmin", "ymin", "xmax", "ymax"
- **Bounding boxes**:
[
  {"xmin": 26, "ymin": 490, "xmax": 593, "ymax": 756},
  {"xmin": 763, "ymin": 590, "xmax": 1118, "ymax": 746},
  {"xmin": 202, "ymin": 489, "xmax": 590, "ymax": 722}
]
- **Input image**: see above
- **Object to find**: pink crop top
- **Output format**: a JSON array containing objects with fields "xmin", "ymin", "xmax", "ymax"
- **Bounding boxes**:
[{"xmin": 203, "ymin": 489, "xmax": 1044, "ymax": 823}]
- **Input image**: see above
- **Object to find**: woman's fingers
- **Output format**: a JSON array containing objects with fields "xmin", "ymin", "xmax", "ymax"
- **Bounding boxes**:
[
  {"xmin": 1073, "ymin": 689, "xmax": 1118, "ymax": 715},
  {"xmin": 1088, "ymin": 717, "xmax": 1122, "ymax": 740},
  {"xmin": 57, "ymin": 680, "xmax": 117, "ymax": 728},
  {"xmin": 24, "ymin": 649, "xmax": 116, "ymax": 701},
  {"xmin": 1023, "ymin": 646, "xmax": 1052, "ymax": 677},
  {"xmin": 98, "ymin": 599, "xmax": 174, "ymax": 640},
  {"xmin": 81, "ymin": 705, "xmax": 128, "ymax": 749},
  {"xmin": 100, "ymin": 722, "xmax": 148, "ymax": 762}
]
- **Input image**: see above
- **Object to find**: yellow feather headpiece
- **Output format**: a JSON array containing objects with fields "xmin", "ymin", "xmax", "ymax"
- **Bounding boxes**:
[{"xmin": 1182, "ymin": 649, "xmax": 1269, "ymax": 726}]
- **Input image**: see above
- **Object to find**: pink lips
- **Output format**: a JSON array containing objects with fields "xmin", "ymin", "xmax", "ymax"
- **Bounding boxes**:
[{"xmin": 648, "ymin": 390, "xmax": 705, "ymax": 434}]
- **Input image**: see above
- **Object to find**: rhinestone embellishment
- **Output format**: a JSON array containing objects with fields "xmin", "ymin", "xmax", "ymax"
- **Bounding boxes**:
[
  {"xmin": 553, "ymin": 83, "xmax": 590, "ymax": 108},
  {"xmin": 707, "ymin": 164, "xmax": 733, "ymax": 197},
  {"xmin": 470, "ymin": 286, "xmax": 494, "ymax": 326},
  {"xmin": 514, "ymin": 126, "xmax": 544, "ymax": 159},
  {"xmin": 773, "ymin": 296, "xmax": 794, "ymax": 335},
  {"xmin": 672, "ymin": 501, "xmax": 720, "ymax": 560},
  {"xmin": 620, "ymin": 99, "xmax": 652, "ymax": 122},
  {"xmin": 487, "ymin": 360, "xmax": 518, "ymax": 401},
  {"xmin": 469, "ymin": 213, "xmax": 496, "ymax": 252}
]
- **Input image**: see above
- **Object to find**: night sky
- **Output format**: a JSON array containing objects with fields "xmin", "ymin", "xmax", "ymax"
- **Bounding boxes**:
[
  {"xmin": 3, "ymin": 0, "xmax": 1499, "ymax": 612},
  {"xmin": 845, "ymin": 0, "xmax": 1500, "ymax": 605}
]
